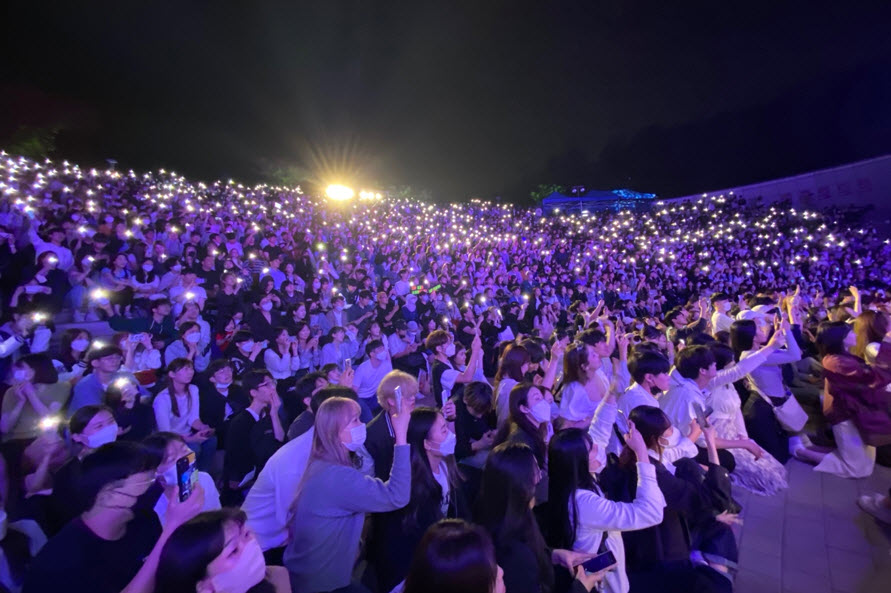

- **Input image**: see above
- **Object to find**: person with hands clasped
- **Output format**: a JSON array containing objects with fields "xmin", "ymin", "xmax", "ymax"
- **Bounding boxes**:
[
  {"xmin": 284, "ymin": 394, "xmax": 411, "ymax": 593},
  {"xmin": 152, "ymin": 358, "xmax": 216, "ymax": 472}
]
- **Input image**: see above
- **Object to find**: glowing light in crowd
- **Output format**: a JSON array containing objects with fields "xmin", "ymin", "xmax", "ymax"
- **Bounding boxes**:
[{"xmin": 325, "ymin": 184, "xmax": 354, "ymax": 201}]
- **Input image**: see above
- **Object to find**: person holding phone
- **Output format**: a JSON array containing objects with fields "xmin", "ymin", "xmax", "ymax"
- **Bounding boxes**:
[
  {"xmin": 600, "ymin": 406, "xmax": 738, "ymax": 593},
  {"xmin": 142, "ymin": 432, "xmax": 221, "ymax": 528},
  {"xmin": 368, "ymin": 406, "xmax": 469, "ymax": 593},
  {"xmin": 475, "ymin": 442, "xmax": 608, "ymax": 593},
  {"xmin": 366, "ymin": 371, "xmax": 419, "ymax": 480},
  {"xmin": 24, "ymin": 441, "xmax": 205, "ymax": 593},
  {"xmin": 546, "ymin": 397, "xmax": 666, "ymax": 593},
  {"xmin": 284, "ymin": 394, "xmax": 411, "ymax": 593}
]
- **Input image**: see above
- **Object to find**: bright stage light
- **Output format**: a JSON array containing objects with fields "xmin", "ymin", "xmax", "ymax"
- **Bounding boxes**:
[{"xmin": 326, "ymin": 184, "xmax": 354, "ymax": 201}]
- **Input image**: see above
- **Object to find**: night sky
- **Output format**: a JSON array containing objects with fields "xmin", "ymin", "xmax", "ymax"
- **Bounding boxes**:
[{"xmin": 3, "ymin": 1, "xmax": 891, "ymax": 202}]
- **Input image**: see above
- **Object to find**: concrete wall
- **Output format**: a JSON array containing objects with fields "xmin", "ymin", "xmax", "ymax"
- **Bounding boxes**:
[{"xmin": 665, "ymin": 154, "xmax": 891, "ymax": 223}]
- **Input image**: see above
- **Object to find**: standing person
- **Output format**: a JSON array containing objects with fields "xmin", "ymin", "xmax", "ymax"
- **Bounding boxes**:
[
  {"xmin": 152, "ymin": 358, "xmax": 216, "ymax": 472},
  {"xmin": 546, "ymin": 400, "xmax": 666, "ymax": 593},
  {"xmin": 813, "ymin": 321, "xmax": 891, "ymax": 478},
  {"xmin": 284, "ymin": 396, "xmax": 411, "ymax": 593}
]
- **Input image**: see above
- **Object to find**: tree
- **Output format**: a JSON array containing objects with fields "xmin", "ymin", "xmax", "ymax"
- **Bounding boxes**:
[
  {"xmin": 529, "ymin": 183, "xmax": 565, "ymax": 203},
  {"xmin": 4, "ymin": 125, "xmax": 58, "ymax": 159}
]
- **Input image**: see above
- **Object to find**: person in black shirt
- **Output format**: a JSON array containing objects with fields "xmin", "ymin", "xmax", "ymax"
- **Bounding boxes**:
[
  {"xmin": 104, "ymin": 379, "xmax": 155, "ymax": 442},
  {"xmin": 425, "ymin": 330, "xmax": 483, "ymax": 408},
  {"xmin": 365, "ymin": 371, "xmax": 418, "ymax": 480},
  {"xmin": 198, "ymin": 359, "xmax": 250, "ymax": 447},
  {"xmin": 24, "ymin": 441, "xmax": 205, "ymax": 593},
  {"xmin": 228, "ymin": 331, "xmax": 265, "ymax": 378},
  {"xmin": 223, "ymin": 371, "xmax": 285, "ymax": 504},
  {"xmin": 454, "ymin": 382, "xmax": 497, "ymax": 464}
]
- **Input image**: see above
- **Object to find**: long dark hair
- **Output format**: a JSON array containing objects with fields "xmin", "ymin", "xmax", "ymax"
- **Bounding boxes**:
[
  {"xmin": 404, "ymin": 519, "xmax": 498, "ymax": 593},
  {"xmin": 730, "ymin": 319, "xmax": 757, "ymax": 360},
  {"xmin": 474, "ymin": 443, "xmax": 553, "ymax": 593},
  {"xmin": 154, "ymin": 509, "xmax": 248, "ymax": 593},
  {"xmin": 494, "ymin": 343, "xmax": 529, "ymax": 385},
  {"xmin": 404, "ymin": 407, "xmax": 462, "ymax": 531},
  {"xmin": 493, "ymin": 382, "xmax": 547, "ymax": 466},
  {"xmin": 816, "ymin": 321, "xmax": 852, "ymax": 358},
  {"xmin": 545, "ymin": 428, "xmax": 598, "ymax": 550},
  {"xmin": 164, "ymin": 358, "xmax": 194, "ymax": 417},
  {"xmin": 617, "ymin": 406, "xmax": 670, "ymax": 469}
]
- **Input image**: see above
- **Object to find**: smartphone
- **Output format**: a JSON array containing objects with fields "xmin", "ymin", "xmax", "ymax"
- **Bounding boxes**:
[
  {"xmin": 129, "ymin": 333, "xmax": 143, "ymax": 343},
  {"xmin": 581, "ymin": 550, "xmax": 617, "ymax": 574},
  {"xmin": 693, "ymin": 402, "xmax": 710, "ymax": 429},
  {"xmin": 176, "ymin": 451, "xmax": 199, "ymax": 502},
  {"xmin": 344, "ymin": 358, "xmax": 352, "ymax": 372},
  {"xmin": 394, "ymin": 385, "xmax": 403, "ymax": 413}
]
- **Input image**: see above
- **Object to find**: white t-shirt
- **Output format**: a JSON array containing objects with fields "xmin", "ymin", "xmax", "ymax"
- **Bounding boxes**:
[
  {"xmin": 432, "ymin": 462, "xmax": 451, "ymax": 516},
  {"xmin": 353, "ymin": 359, "xmax": 394, "ymax": 401},
  {"xmin": 152, "ymin": 385, "xmax": 201, "ymax": 436}
]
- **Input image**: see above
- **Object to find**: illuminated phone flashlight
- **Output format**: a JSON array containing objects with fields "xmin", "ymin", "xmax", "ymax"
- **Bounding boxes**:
[
  {"xmin": 185, "ymin": 292, "xmax": 195, "ymax": 301},
  {"xmin": 91, "ymin": 288, "xmax": 109, "ymax": 300},
  {"xmin": 39, "ymin": 416, "xmax": 62, "ymax": 431},
  {"xmin": 31, "ymin": 312, "xmax": 48, "ymax": 323}
]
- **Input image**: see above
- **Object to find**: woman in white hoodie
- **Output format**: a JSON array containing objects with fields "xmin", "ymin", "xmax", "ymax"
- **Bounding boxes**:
[{"xmin": 545, "ymin": 396, "xmax": 665, "ymax": 593}]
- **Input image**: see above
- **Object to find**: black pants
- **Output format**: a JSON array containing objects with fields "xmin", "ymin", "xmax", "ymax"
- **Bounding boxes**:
[{"xmin": 695, "ymin": 446, "xmax": 737, "ymax": 474}]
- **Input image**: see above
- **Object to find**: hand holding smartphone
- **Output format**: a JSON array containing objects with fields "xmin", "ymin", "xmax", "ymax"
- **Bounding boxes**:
[
  {"xmin": 581, "ymin": 550, "xmax": 617, "ymax": 574},
  {"xmin": 176, "ymin": 452, "xmax": 199, "ymax": 502}
]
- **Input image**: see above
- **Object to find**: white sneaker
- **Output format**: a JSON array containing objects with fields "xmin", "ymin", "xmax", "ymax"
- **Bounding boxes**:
[{"xmin": 857, "ymin": 493, "xmax": 891, "ymax": 524}]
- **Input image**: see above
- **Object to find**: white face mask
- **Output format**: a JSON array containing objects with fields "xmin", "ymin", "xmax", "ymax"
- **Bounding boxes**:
[
  {"xmin": 529, "ymin": 400, "xmax": 551, "ymax": 423},
  {"xmin": 71, "ymin": 338, "xmax": 90, "ymax": 352},
  {"xmin": 142, "ymin": 263, "xmax": 153, "ymax": 272},
  {"xmin": 209, "ymin": 536, "xmax": 267, "ymax": 593},
  {"xmin": 240, "ymin": 340, "xmax": 255, "ymax": 352},
  {"xmin": 85, "ymin": 422, "xmax": 119, "ymax": 448},
  {"xmin": 375, "ymin": 350, "xmax": 388, "ymax": 361},
  {"xmin": 344, "ymin": 424, "xmax": 367, "ymax": 451},
  {"xmin": 158, "ymin": 464, "xmax": 177, "ymax": 488},
  {"xmin": 12, "ymin": 369, "xmax": 29, "ymax": 382},
  {"xmin": 444, "ymin": 343, "xmax": 456, "ymax": 357},
  {"xmin": 428, "ymin": 431, "xmax": 457, "ymax": 456},
  {"xmin": 216, "ymin": 382, "xmax": 231, "ymax": 391},
  {"xmin": 658, "ymin": 426, "xmax": 682, "ymax": 449},
  {"xmin": 261, "ymin": 301, "xmax": 274, "ymax": 311},
  {"xmin": 184, "ymin": 332, "xmax": 201, "ymax": 344}
]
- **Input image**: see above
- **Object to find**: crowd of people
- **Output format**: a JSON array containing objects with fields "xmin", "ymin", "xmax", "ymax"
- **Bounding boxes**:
[{"xmin": 0, "ymin": 149, "xmax": 890, "ymax": 593}]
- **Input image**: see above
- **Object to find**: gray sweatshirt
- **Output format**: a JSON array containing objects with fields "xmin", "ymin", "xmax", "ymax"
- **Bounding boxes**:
[{"xmin": 284, "ymin": 444, "xmax": 411, "ymax": 592}]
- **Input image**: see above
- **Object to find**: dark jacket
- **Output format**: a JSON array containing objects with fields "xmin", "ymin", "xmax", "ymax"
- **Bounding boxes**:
[
  {"xmin": 600, "ymin": 457, "xmax": 736, "ymax": 574},
  {"xmin": 199, "ymin": 383, "xmax": 250, "ymax": 432},
  {"xmin": 369, "ymin": 469, "xmax": 470, "ymax": 593},
  {"xmin": 365, "ymin": 410, "xmax": 395, "ymax": 480}
]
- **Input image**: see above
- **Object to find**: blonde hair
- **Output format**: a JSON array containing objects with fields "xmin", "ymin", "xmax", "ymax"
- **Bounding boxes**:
[
  {"xmin": 376, "ymin": 370, "xmax": 419, "ymax": 409},
  {"xmin": 310, "ymin": 397, "xmax": 360, "ymax": 467}
]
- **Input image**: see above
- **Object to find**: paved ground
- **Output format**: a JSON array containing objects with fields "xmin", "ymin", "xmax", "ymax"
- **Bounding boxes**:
[{"xmin": 734, "ymin": 459, "xmax": 891, "ymax": 593}]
